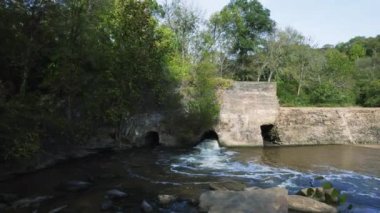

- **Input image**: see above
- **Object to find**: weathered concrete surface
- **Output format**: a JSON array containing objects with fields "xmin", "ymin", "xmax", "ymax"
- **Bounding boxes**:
[
  {"xmin": 216, "ymin": 82, "xmax": 279, "ymax": 146},
  {"xmin": 276, "ymin": 108, "xmax": 380, "ymax": 145},
  {"xmin": 120, "ymin": 113, "xmax": 178, "ymax": 147}
]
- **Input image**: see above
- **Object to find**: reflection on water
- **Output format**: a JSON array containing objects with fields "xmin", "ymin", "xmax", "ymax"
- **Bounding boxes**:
[{"xmin": 0, "ymin": 143, "xmax": 379, "ymax": 212}]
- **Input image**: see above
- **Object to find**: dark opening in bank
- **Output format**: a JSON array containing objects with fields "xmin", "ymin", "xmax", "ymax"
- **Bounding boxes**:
[
  {"xmin": 260, "ymin": 124, "xmax": 280, "ymax": 146},
  {"xmin": 200, "ymin": 130, "xmax": 219, "ymax": 142},
  {"xmin": 145, "ymin": 131, "xmax": 160, "ymax": 147}
]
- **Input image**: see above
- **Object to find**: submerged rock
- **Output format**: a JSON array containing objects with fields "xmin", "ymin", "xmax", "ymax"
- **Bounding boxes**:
[
  {"xmin": 209, "ymin": 181, "xmax": 246, "ymax": 191},
  {"xmin": 101, "ymin": 200, "xmax": 114, "ymax": 211},
  {"xmin": 288, "ymin": 195, "xmax": 337, "ymax": 213},
  {"xmin": 106, "ymin": 189, "xmax": 127, "ymax": 200},
  {"xmin": 297, "ymin": 187, "xmax": 326, "ymax": 202},
  {"xmin": 141, "ymin": 200, "xmax": 153, "ymax": 212},
  {"xmin": 158, "ymin": 194, "xmax": 177, "ymax": 205},
  {"xmin": 200, "ymin": 187, "xmax": 288, "ymax": 213},
  {"xmin": 48, "ymin": 205, "xmax": 68, "ymax": 213},
  {"xmin": 12, "ymin": 195, "xmax": 53, "ymax": 209},
  {"xmin": 58, "ymin": 180, "xmax": 92, "ymax": 192},
  {"xmin": 297, "ymin": 187, "xmax": 341, "ymax": 204}
]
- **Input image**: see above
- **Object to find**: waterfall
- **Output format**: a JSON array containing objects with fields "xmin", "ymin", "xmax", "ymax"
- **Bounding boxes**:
[{"xmin": 195, "ymin": 139, "xmax": 220, "ymax": 151}]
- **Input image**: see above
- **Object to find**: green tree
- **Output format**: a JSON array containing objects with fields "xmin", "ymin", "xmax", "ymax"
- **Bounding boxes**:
[
  {"xmin": 162, "ymin": 0, "xmax": 201, "ymax": 60},
  {"xmin": 210, "ymin": 0, "xmax": 274, "ymax": 80}
]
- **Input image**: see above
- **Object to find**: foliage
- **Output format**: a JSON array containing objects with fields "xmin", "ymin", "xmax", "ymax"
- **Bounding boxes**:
[
  {"xmin": 1, "ymin": 0, "xmax": 379, "ymax": 160},
  {"xmin": 310, "ymin": 83, "xmax": 355, "ymax": 106},
  {"xmin": 0, "ymin": 0, "xmax": 221, "ymax": 160},
  {"xmin": 357, "ymin": 80, "xmax": 380, "ymax": 107},
  {"xmin": 210, "ymin": 0, "xmax": 274, "ymax": 80}
]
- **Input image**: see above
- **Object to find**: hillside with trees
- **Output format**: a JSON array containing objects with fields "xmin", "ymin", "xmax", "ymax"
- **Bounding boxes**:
[{"xmin": 0, "ymin": 0, "xmax": 379, "ymax": 161}]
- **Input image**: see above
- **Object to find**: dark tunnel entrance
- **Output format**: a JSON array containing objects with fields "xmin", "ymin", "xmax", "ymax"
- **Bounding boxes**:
[
  {"xmin": 260, "ymin": 124, "xmax": 280, "ymax": 146},
  {"xmin": 145, "ymin": 131, "xmax": 160, "ymax": 147},
  {"xmin": 200, "ymin": 130, "xmax": 219, "ymax": 142}
]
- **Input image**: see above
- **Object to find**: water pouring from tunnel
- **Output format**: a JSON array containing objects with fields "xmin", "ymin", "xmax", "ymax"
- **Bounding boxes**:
[{"xmin": 197, "ymin": 130, "xmax": 220, "ymax": 150}]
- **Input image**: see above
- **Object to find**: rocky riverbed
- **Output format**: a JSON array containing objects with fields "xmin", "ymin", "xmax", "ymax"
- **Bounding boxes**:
[{"xmin": 0, "ymin": 142, "xmax": 379, "ymax": 212}]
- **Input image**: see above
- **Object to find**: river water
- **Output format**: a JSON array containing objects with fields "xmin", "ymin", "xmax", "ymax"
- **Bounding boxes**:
[{"xmin": 1, "ymin": 142, "xmax": 380, "ymax": 212}]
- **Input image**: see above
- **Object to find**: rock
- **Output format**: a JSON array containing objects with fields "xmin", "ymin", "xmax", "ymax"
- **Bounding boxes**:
[
  {"xmin": 324, "ymin": 188, "xmax": 339, "ymax": 204},
  {"xmin": 59, "ymin": 180, "xmax": 92, "ymax": 192},
  {"xmin": 158, "ymin": 194, "xmax": 177, "ymax": 205},
  {"xmin": 244, "ymin": 186, "xmax": 262, "ymax": 191},
  {"xmin": 297, "ymin": 187, "xmax": 325, "ymax": 202},
  {"xmin": 105, "ymin": 189, "xmax": 127, "ymax": 200},
  {"xmin": 199, "ymin": 187, "xmax": 288, "ymax": 213},
  {"xmin": 12, "ymin": 195, "xmax": 53, "ymax": 209},
  {"xmin": 209, "ymin": 181, "xmax": 246, "ymax": 191},
  {"xmin": 141, "ymin": 200, "xmax": 153, "ymax": 212},
  {"xmin": 188, "ymin": 198, "xmax": 199, "ymax": 206},
  {"xmin": 288, "ymin": 195, "xmax": 337, "ymax": 213},
  {"xmin": 101, "ymin": 200, "xmax": 113, "ymax": 211},
  {"xmin": 48, "ymin": 205, "xmax": 68, "ymax": 213},
  {"xmin": 0, "ymin": 193, "xmax": 19, "ymax": 204}
]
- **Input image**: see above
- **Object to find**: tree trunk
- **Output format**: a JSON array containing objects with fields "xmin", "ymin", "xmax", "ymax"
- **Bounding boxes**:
[
  {"xmin": 297, "ymin": 83, "xmax": 302, "ymax": 96},
  {"xmin": 67, "ymin": 95, "xmax": 72, "ymax": 121},
  {"xmin": 297, "ymin": 63, "xmax": 305, "ymax": 96},
  {"xmin": 268, "ymin": 70, "xmax": 274, "ymax": 82},
  {"xmin": 20, "ymin": 67, "xmax": 29, "ymax": 96}
]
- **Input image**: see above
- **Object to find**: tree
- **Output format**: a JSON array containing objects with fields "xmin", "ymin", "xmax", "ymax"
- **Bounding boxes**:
[
  {"xmin": 162, "ymin": 0, "xmax": 201, "ymax": 60},
  {"xmin": 210, "ymin": 0, "xmax": 274, "ymax": 80}
]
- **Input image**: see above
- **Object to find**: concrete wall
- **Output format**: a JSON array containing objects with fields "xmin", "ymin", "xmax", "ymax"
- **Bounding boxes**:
[
  {"xmin": 215, "ymin": 81, "xmax": 380, "ymax": 147},
  {"xmin": 215, "ymin": 82, "xmax": 279, "ymax": 146},
  {"xmin": 276, "ymin": 108, "xmax": 380, "ymax": 145},
  {"xmin": 120, "ymin": 82, "xmax": 380, "ymax": 147},
  {"xmin": 120, "ymin": 113, "xmax": 178, "ymax": 147}
]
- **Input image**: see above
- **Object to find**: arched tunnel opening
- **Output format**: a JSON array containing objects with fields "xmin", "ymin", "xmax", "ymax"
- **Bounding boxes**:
[
  {"xmin": 200, "ymin": 130, "xmax": 219, "ymax": 142},
  {"xmin": 260, "ymin": 124, "xmax": 280, "ymax": 146},
  {"xmin": 145, "ymin": 131, "xmax": 160, "ymax": 147}
]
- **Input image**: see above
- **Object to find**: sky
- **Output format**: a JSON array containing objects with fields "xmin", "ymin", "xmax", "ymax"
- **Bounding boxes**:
[{"xmin": 158, "ymin": 0, "xmax": 380, "ymax": 46}]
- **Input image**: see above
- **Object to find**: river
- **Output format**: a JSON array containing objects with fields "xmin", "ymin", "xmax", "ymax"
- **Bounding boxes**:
[{"xmin": 0, "ymin": 142, "xmax": 380, "ymax": 212}]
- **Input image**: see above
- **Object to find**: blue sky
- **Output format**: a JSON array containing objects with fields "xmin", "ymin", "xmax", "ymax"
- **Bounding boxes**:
[{"xmin": 159, "ymin": 0, "xmax": 380, "ymax": 46}]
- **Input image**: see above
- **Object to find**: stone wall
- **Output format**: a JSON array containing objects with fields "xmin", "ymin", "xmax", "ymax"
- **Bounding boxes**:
[
  {"xmin": 119, "ymin": 82, "xmax": 380, "ymax": 147},
  {"xmin": 276, "ymin": 108, "xmax": 380, "ymax": 145},
  {"xmin": 120, "ymin": 113, "xmax": 177, "ymax": 147},
  {"xmin": 215, "ymin": 82, "xmax": 279, "ymax": 146}
]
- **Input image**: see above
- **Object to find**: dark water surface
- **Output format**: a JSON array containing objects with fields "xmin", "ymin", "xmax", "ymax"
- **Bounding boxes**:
[{"xmin": 0, "ymin": 144, "xmax": 379, "ymax": 212}]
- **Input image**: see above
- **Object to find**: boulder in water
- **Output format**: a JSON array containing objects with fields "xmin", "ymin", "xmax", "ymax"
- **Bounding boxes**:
[
  {"xmin": 141, "ymin": 200, "xmax": 153, "ymax": 212},
  {"xmin": 48, "ymin": 205, "xmax": 68, "ymax": 213},
  {"xmin": 288, "ymin": 195, "xmax": 337, "ymax": 213},
  {"xmin": 158, "ymin": 194, "xmax": 177, "ymax": 205},
  {"xmin": 199, "ymin": 187, "xmax": 288, "ymax": 213},
  {"xmin": 12, "ymin": 195, "xmax": 53, "ymax": 209},
  {"xmin": 58, "ymin": 180, "xmax": 92, "ymax": 192},
  {"xmin": 105, "ymin": 189, "xmax": 127, "ymax": 200},
  {"xmin": 297, "ymin": 187, "xmax": 326, "ymax": 202},
  {"xmin": 297, "ymin": 186, "xmax": 341, "ymax": 204}
]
